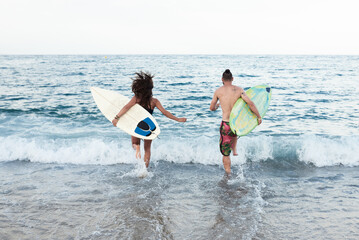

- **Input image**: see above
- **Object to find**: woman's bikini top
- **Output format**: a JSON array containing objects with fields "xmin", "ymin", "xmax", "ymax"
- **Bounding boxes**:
[{"xmin": 144, "ymin": 107, "xmax": 154, "ymax": 115}]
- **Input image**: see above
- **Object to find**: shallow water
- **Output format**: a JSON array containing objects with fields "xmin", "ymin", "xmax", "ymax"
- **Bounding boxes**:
[
  {"xmin": 1, "ymin": 161, "xmax": 358, "ymax": 239},
  {"xmin": 1, "ymin": 55, "xmax": 359, "ymax": 239}
]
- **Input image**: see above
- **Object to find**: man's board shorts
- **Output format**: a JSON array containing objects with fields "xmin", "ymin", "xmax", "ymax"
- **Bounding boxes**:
[{"xmin": 219, "ymin": 121, "xmax": 237, "ymax": 156}]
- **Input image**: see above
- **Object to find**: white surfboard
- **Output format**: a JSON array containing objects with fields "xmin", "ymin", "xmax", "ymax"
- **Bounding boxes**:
[{"xmin": 90, "ymin": 87, "xmax": 160, "ymax": 140}]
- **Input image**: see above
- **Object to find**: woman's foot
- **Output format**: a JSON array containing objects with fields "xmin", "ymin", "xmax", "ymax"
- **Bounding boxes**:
[{"xmin": 144, "ymin": 159, "xmax": 149, "ymax": 168}]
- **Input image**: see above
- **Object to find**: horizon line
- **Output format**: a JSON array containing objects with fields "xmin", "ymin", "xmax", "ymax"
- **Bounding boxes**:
[{"xmin": 1, "ymin": 53, "xmax": 359, "ymax": 56}]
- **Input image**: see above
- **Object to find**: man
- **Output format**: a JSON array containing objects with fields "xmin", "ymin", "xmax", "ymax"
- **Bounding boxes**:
[{"xmin": 210, "ymin": 69, "xmax": 262, "ymax": 174}]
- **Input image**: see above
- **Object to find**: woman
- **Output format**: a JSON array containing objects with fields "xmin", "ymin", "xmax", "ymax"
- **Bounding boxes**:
[{"xmin": 112, "ymin": 71, "xmax": 186, "ymax": 168}]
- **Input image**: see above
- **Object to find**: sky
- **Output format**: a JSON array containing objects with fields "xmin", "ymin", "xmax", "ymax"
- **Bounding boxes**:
[{"xmin": 0, "ymin": 0, "xmax": 358, "ymax": 55}]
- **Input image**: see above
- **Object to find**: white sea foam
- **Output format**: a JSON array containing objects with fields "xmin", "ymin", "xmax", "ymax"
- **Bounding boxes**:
[
  {"xmin": 0, "ymin": 135, "xmax": 358, "ymax": 167},
  {"xmin": 297, "ymin": 135, "xmax": 359, "ymax": 167},
  {"xmin": 0, "ymin": 136, "xmax": 134, "ymax": 165},
  {"xmin": 119, "ymin": 158, "xmax": 152, "ymax": 178}
]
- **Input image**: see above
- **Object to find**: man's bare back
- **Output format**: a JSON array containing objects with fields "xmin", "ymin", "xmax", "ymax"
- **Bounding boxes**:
[
  {"xmin": 210, "ymin": 82, "xmax": 261, "ymax": 123},
  {"xmin": 212, "ymin": 85, "xmax": 242, "ymax": 121}
]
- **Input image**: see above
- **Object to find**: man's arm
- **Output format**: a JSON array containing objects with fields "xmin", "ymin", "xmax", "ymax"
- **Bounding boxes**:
[
  {"xmin": 210, "ymin": 91, "xmax": 219, "ymax": 111},
  {"xmin": 240, "ymin": 90, "xmax": 262, "ymax": 125}
]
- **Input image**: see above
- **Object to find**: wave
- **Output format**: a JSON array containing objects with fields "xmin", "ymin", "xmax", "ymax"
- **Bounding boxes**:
[
  {"xmin": 173, "ymin": 96, "xmax": 212, "ymax": 101},
  {"xmin": 167, "ymin": 82, "xmax": 192, "ymax": 86},
  {"xmin": 238, "ymin": 74, "xmax": 259, "ymax": 78},
  {"xmin": 63, "ymin": 72, "xmax": 86, "ymax": 76},
  {"xmin": 0, "ymin": 107, "xmax": 100, "ymax": 120},
  {"xmin": 175, "ymin": 75, "xmax": 195, "ymax": 79},
  {"xmin": 0, "ymin": 135, "xmax": 358, "ymax": 167}
]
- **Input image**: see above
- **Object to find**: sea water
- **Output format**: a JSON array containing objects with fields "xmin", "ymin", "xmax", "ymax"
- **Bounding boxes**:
[{"xmin": 0, "ymin": 55, "xmax": 358, "ymax": 239}]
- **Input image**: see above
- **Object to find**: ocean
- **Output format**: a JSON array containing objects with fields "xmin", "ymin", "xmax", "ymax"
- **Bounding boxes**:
[{"xmin": 0, "ymin": 55, "xmax": 358, "ymax": 239}]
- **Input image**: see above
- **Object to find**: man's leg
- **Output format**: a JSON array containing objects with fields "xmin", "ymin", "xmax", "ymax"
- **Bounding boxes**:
[
  {"xmin": 219, "ymin": 121, "xmax": 234, "ymax": 174},
  {"xmin": 222, "ymin": 156, "xmax": 231, "ymax": 174},
  {"xmin": 232, "ymin": 137, "xmax": 238, "ymax": 156}
]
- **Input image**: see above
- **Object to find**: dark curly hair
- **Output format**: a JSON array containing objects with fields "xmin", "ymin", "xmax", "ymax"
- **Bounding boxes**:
[{"xmin": 131, "ymin": 71, "xmax": 154, "ymax": 109}]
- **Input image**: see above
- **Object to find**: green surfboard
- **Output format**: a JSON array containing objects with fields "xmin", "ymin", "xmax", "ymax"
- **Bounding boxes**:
[{"xmin": 229, "ymin": 85, "xmax": 272, "ymax": 136}]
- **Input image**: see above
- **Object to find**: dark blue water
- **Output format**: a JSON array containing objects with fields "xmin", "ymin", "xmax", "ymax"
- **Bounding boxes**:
[{"xmin": 0, "ymin": 55, "xmax": 358, "ymax": 239}]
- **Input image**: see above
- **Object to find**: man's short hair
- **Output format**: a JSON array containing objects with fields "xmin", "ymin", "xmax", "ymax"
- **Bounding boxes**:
[{"xmin": 222, "ymin": 69, "xmax": 233, "ymax": 81}]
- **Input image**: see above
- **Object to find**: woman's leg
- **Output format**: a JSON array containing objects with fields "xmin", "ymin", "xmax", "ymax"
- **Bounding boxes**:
[
  {"xmin": 132, "ymin": 136, "xmax": 141, "ymax": 159},
  {"xmin": 144, "ymin": 140, "xmax": 152, "ymax": 168}
]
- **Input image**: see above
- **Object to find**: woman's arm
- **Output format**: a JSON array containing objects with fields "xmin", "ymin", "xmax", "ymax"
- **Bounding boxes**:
[
  {"xmin": 112, "ymin": 96, "xmax": 137, "ymax": 126},
  {"xmin": 154, "ymin": 98, "xmax": 186, "ymax": 122}
]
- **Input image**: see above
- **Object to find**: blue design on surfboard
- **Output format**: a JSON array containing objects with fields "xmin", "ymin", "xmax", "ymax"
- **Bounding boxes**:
[{"xmin": 135, "ymin": 117, "xmax": 157, "ymax": 137}]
